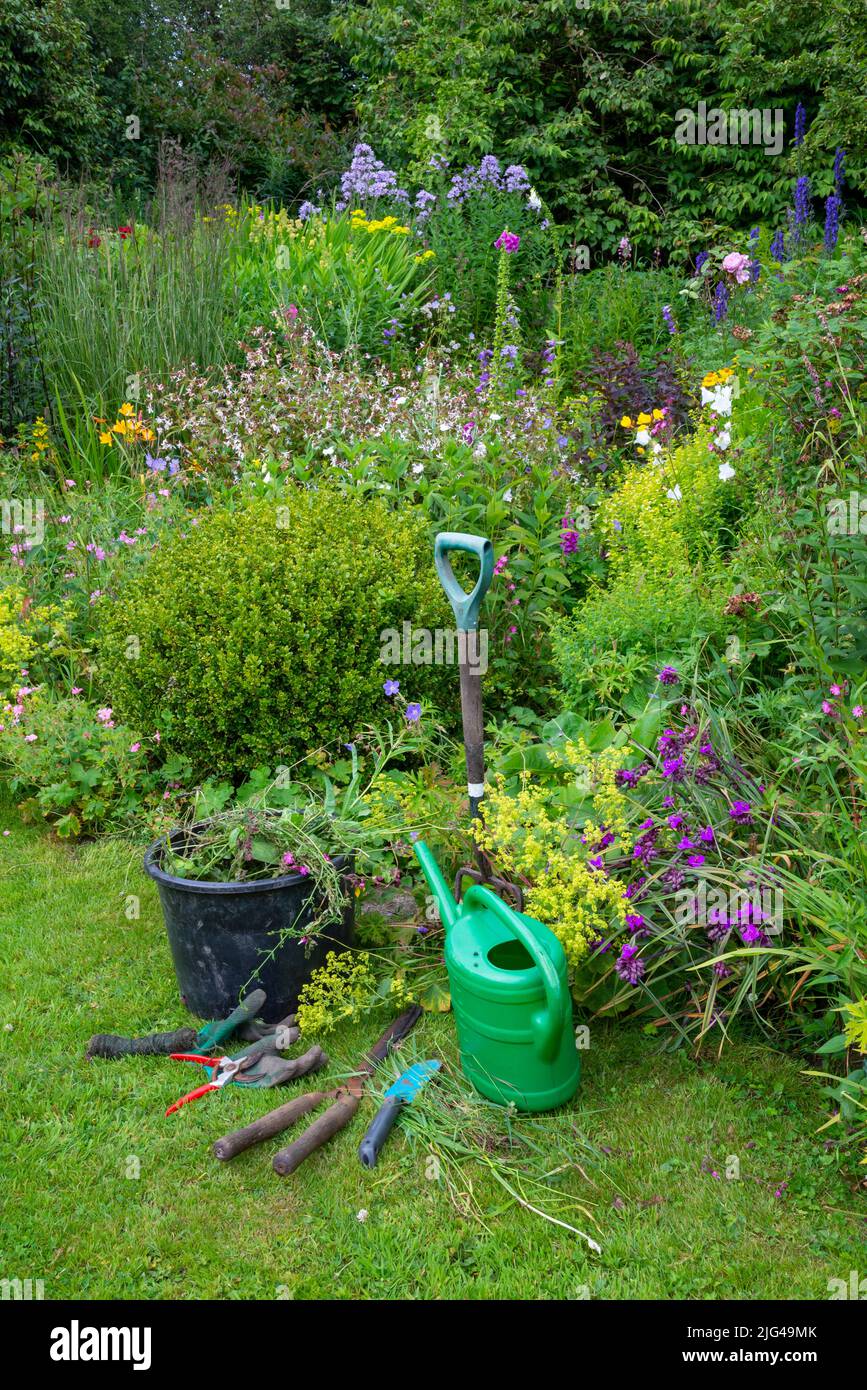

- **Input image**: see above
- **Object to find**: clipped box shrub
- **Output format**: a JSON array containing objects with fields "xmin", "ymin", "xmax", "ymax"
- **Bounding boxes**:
[{"xmin": 98, "ymin": 491, "xmax": 452, "ymax": 777}]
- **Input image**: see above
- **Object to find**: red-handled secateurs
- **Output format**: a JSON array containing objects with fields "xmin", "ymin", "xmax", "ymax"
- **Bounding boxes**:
[{"xmin": 165, "ymin": 1053, "xmax": 243, "ymax": 1117}]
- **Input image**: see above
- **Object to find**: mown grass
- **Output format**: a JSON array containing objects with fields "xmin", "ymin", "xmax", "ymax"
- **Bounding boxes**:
[{"xmin": 0, "ymin": 801, "xmax": 864, "ymax": 1300}]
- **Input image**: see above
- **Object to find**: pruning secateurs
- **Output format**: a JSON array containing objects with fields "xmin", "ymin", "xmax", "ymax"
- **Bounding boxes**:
[{"xmin": 165, "ymin": 1053, "xmax": 243, "ymax": 1116}]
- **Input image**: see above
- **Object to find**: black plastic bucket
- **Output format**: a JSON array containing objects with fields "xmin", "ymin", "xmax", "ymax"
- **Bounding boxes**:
[{"xmin": 144, "ymin": 827, "xmax": 355, "ymax": 1023}]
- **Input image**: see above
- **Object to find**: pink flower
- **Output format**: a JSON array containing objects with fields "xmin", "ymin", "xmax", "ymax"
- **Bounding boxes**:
[
  {"xmin": 853, "ymin": 705, "xmax": 865, "ymax": 719},
  {"xmin": 821, "ymin": 699, "xmax": 835, "ymax": 715},
  {"xmin": 96, "ymin": 707, "xmax": 113, "ymax": 724},
  {"xmin": 24, "ymin": 733, "xmax": 37, "ymax": 742},
  {"xmin": 281, "ymin": 851, "xmax": 295, "ymax": 866},
  {"xmin": 494, "ymin": 230, "xmax": 521, "ymax": 254},
  {"xmin": 129, "ymin": 742, "xmax": 141, "ymax": 753},
  {"xmin": 71, "ymin": 686, "xmax": 82, "ymax": 695},
  {"xmin": 829, "ymin": 683, "xmax": 843, "ymax": 696},
  {"xmin": 722, "ymin": 251, "xmax": 751, "ymax": 284}
]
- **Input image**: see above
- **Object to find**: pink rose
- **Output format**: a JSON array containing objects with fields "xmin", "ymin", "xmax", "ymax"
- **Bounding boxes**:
[{"xmin": 722, "ymin": 252, "xmax": 751, "ymax": 285}]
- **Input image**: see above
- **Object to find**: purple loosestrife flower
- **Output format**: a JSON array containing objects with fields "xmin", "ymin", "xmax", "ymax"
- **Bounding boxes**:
[
  {"xmin": 713, "ymin": 281, "xmax": 729, "ymax": 324},
  {"xmin": 824, "ymin": 194, "xmax": 841, "ymax": 252},
  {"xmin": 617, "ymin": 236, "xmax": 632, "ymax": 267},
  {"xmin": 741, "ymin": 921, "xmax": 770, "ymax": 947},
  {"xmin": 615, "ymin": 761, "xmax": 650, "ymax": 789},
  {"xmin": 615, "ymin": 942, "xmax": 645, "ymax": 985}
]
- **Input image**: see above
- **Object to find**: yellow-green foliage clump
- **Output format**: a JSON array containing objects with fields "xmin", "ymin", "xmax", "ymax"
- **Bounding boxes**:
[
  {"xmin": 0, "ymin": 586, "xmax": 35, "ymax": 696},
  {"xmin": 476, "ymin": 738, "xmax": 631, "ymax": 970},
  {"xmin": 296, "ymin": 950, "xmax": 377, "ymax": 1034},
  {"xmin": 0, "ymin": 586, "xmax": 71, "ymax": 700},
  {"xmin": 599, "ymin": 428, "xmax": 725, "ymax": 579}
]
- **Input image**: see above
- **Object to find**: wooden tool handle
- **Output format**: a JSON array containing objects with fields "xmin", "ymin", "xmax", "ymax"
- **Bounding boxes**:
[
  {"xmin": 272, "ymin": 1093, "xmax": 361, "ymax": 1176},
  {"xmin": 213, "ymin": 1087, "xmax": 331, "ymax": 1161},
  {"xmin": 269, "ymin": 1006, "xmax": 421, "ymax": 1176}
]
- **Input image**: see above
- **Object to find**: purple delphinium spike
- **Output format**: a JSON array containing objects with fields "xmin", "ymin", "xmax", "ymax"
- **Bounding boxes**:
[{"xmin": 824, "ymin": 194, "xmax": 841, "ymax": 252}]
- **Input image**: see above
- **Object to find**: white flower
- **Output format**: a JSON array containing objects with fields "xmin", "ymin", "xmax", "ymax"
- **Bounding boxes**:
[
  {"xmin": 635, "ymin": 428, "xmax": 651, "ymax": 446},
  {"xmin": 412, "ymin": 462, "xmax": 425, "ymax": 476},
  {"xmin": 715, "ymin": 429, "xmax": 731, "ymax": 450},
  {"xmin": 356, "ymin": 1208, "xmax": 369, "ymax": 1223},
  {"xmin": 718, "ymin": 462, "xmax": 736, "ymax": 481},
  {"xmin": 473, "ymin": 442, "xmax": 487, "ymax": 459},
  {"xmin": 666, "ymin": 484, "xmax": 683, "ymax": 502},
  {"xmin": 527, "ymin": 188, "xmax": 542, "ymax": 211},
  {"xmin": 702, "ymin": 385, "xmax": 733, "ymax": 416},
  {"xmin": 503, "ymin": 488, "xmax": 513, "ymax": 503}
]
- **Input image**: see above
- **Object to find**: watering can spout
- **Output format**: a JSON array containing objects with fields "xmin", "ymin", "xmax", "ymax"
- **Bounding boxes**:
[{"xmin": 413, "ymin": 841, "xmax": 458, "ymax": 931}]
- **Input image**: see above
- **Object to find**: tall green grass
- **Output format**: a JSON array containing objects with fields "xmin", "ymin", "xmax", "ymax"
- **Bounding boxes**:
[{"xmin": 33, "ymin": 206, "xmax": 245, "ymax": 414}]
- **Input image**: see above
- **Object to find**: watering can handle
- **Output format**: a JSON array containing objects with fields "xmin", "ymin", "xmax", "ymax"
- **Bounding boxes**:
[
  {"xmin": 434, "ymin": 533, "xmax": 494, "ymax": 632},
  {"xmin": 463, "ymin": 884, "xmax": 566, "ymax": 1063}
]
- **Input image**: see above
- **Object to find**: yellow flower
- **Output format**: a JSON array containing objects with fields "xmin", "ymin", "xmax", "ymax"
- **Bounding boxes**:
[
  {"xmin": 652, "ymin": 408, "xmax": 664, "ymax": 420},
  {"xmin": 111, "ymin": 420, "xmax": 127, "ymax": 436},
  {"xmin": 99, "ymin": 431, "xmax": 112, "ymax": 445},
  {"xmin": 119, "ymin": 403, "xmax": 134, "ymax": 417},
  {"xmin": 620, "ymin": 415, "xmax": 633, "ymax": 428},
  {"xmin": 636, "ymin": 411, "xmax": 652, "ymax": 425}
]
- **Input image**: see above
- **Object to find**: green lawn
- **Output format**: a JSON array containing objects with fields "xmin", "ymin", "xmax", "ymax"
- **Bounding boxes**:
[{"xmin": 1, "ymin": 802, "xmax": 864, "ymax": 1300}]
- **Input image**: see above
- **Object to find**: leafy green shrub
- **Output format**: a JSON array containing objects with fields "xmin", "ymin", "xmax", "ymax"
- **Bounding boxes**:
[
  {"xmin": 98, "ymin": 492, "xmax": 453, "ymax": 777},
  {"xmin": 552, "ymin": 564, "xmax": 726, "ymax": 718}
]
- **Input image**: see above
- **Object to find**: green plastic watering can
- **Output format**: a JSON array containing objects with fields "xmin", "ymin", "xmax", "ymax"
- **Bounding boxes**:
[{"xmin": 414, "ymin": 840, "xmax": 580, "ymax": 1113}]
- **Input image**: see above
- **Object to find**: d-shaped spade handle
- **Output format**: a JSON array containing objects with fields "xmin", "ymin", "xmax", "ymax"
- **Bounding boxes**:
[{"xmin": 434, "ymin": 533, "xmax": 494, "ymax": 632}]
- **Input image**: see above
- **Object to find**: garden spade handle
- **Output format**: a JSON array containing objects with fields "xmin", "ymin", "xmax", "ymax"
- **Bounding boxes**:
[{"xmin": 434, "ymin": 532, "xmax": 493, "ymax": 818}]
